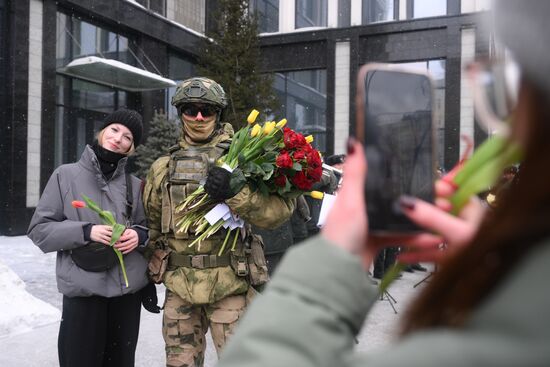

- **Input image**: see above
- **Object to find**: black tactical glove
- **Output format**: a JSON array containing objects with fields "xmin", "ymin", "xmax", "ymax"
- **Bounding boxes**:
[
  {"xmin": 141, "ymin": 282, "xmax": 161, "ymax": 314},
  {"xmin": 204, "ymin": 166, "xmax": 238, "ymax": 201}
]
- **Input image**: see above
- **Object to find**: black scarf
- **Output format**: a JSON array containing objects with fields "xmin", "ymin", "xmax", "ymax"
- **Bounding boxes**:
[{"xmin": 92, "ymin": 143, "xmax": 126, "ymax": 180}]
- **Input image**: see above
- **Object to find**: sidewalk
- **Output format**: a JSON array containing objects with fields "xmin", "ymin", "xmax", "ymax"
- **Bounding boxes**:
[{"xmin": 0, "ymin": 236, "xmax": 432, "ymax": 366}]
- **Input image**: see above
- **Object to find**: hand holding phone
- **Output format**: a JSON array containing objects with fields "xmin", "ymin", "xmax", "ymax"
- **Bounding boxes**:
[{"xmin": 355, "ymin": 63, "xmax": 437, "ymax": 234}]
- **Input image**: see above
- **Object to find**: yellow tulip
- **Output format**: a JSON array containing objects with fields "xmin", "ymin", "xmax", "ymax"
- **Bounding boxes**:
[
  {"xmin": 250, "ymin": 124, "xmax": 261, "ymax": 137},
  {"xmin": 309, "ymin": 191, "xmax": 324, "ymax": 200},
  {"xmin": 276, "ymin": 118, "xmax": 287, "ymax": 128},
  {"xmin": 263, "ymin": 121, "xmax": 275, "ymax": 135},
  {"xmin": 247, "ymin": 109, "xmax": 260, "ymax": 124},
  {"xmin": 305, "ymin": 135, "xmax": 314, "ymax": 144}
]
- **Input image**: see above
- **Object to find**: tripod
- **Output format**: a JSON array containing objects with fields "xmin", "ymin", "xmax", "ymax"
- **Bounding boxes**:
[
  {"xmin": 379, "ymin": 289, "xmax": 398, "ymax": 314},
  {"xmin": 413, "ymin": 271, "xmax": 433, "ymax": 288}
]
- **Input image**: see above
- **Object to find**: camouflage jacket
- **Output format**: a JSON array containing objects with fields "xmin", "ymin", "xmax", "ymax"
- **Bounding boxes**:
[{"xmin": 143, "ymin": 123, "xmax": 295, "ymax": 304}]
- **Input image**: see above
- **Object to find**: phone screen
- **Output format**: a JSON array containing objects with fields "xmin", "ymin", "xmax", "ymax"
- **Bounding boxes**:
[{"xmin": 359, "ymin": 68, "xmax": 435, "ymax": 233}]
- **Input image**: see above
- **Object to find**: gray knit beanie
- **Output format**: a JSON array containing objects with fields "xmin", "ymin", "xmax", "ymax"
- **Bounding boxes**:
[{"xmin": 494, "ymin": 0, "xmax": 550, "ymax": 97}]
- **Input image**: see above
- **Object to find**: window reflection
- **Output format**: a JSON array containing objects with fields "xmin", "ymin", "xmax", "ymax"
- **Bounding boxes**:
[
  {"xmin": 167, "ymin": 0, "xmax": 205, "ymax": 33},
  {"xmin": 251, "ymin": 0, "xmax": 279, "ymax": 33},
  {"xmin": 55, "ymin": 12, "xmax": 133, "ymax": 166},
  {"xmin": 273, "ymin": 69, "xmax": 327, "ymax": 153},
  {"xmin": 413, "ymin": 0, "xmax": 446, "ymax": 18},
  {"xmin": 338, "ymin": 0, "xmax": 351, "ymax": 27},
  {"xmin": 362, "ymin": 0, "xmax": 395, "ymax": 24},
  {"xmin": 296, "ymin": 0, "xmax": 327, "ymax": 28},
  {"xmin": 396, "ymin": 60, "xmax": 446, "ymax": 169},
  {"xmin": 136, "ymin": 0, "xmax": 166, "ymax": 16}
]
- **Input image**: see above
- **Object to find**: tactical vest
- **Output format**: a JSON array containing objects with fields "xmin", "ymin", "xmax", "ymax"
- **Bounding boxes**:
[{"xmin": 161, "ymin": 142, "xmax": 230, "ymax": 246}]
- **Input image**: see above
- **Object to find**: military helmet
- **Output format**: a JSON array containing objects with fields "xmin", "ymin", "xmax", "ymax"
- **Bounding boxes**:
[{"xmin": 171, "ymin": 77, "xmax": 228, "ymax": 111}]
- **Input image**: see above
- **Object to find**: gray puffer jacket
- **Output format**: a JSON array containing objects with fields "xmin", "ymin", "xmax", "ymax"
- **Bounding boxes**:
[{"xmin": 27, "ymin": 145, "xmax": 149, "ymax": 297}]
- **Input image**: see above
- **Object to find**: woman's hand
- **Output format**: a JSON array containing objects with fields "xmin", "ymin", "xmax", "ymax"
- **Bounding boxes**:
[
  {"xmin": 397, "ymin": 175, "xmax": 487, "ymax": 264},
  {"xmin": 114, "ymin": 228, "xmax": 139, "ymax": 254},
  {"xmin": 321, "ymin": 139, "xmax": 487, "ymax": 268},
  {"xmin": 90, "ymin": 225, "xmax": 113, "ymax": 245},
  {"xmin": 321, "ymin": 139, "xmax": 376, "ymax": 268}
]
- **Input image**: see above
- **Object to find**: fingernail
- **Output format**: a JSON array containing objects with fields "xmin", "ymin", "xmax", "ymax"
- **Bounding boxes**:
[
  {"xmin": 399, "ymin": 195, "xmax": 416, "ymax": 210},
  {"xmin": 441, "ymin": 176, "xmax": 459, "ymax": 190},
  {"xmin": 347, "ymin": 137, "xmax": 356, "ymax": 155}
]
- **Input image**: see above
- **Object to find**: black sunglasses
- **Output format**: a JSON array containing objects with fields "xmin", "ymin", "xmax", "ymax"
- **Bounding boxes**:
[{"xmin": 181, "ymin": 105, "xmax": 219, "ymax": 117}]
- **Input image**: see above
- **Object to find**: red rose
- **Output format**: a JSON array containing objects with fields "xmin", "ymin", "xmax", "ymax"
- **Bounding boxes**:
[
  {"xmin": 274, "ymin": 174, "xmax": 287, "ymax": 187},
  {"xmin": 276, "ymin": 152, "xmax": 293, "ymax": 169},
  {"xmin": 290, "ymin": 133, "xmax": 306, "ymax": 149},
  {"xmin": 306, "ymin": 150, "xmax": 322, "ymax": 169},
  {"xmin": 291, "ymin": 171, "xmax": 313, "ymax": 190},
  {"xmin": 293, "ymin": 150, "xmax": 306, "ymax": 161},
  {"xmin": 307, "ymin": 166, "xmax": 323, "ymax": 182}
]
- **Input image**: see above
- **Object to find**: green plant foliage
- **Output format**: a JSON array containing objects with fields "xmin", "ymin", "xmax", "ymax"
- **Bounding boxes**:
[
  {"xmin": 198, "ymin": 0, "xmax": 279, "ymax": 129},
  {"xmin": 133, "ymin": 111, "xmax": 181, "ymax": 179}
]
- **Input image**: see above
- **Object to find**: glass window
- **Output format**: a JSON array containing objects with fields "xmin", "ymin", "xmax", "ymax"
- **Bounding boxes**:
[
  {"xmin": 362, "ymin": 0, "xmax": 395, "ymax": 24},
  {"xmin": 338, "ymin": 0, "xmax": 351, "ymax": 27},
  {"xmin": 0, "ymin": 0, "xmax": 5, "ymax": 121},
  {"xmin": 413, "ymin": 0, "xmax": 446, "ymax": 18},
  {"xmin": 296, "ymin": 0, "xmax": 328, "ymax": 29},
  {"xmin": 166, "ymin": 53, "xmax": 196, "ymax": 119},
  {"xmin": 167, "ymin": 0, "xmax": 205, "ymax": 34},
  {"xmin": 55, "ymin": 12, "xmax": 135, "ymax": 166},
  {"xmin": 251, "ymin": 0, "xmax": 279, "ymax": 33},
  {"xmin": 136, "ymin": 0, "xmax": 166, "ymax": 16},
  {"xmin": 273, "ymin": 69, "xmax": 327, "ymax": 153},
  {"xmin": 396, "ymin": 60, "xmax": 446, "ymax": 169}
]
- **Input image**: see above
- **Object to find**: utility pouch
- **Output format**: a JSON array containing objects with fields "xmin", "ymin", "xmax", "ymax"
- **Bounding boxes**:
[
  {"xmin": 148, "ymin": 245, "xmax": 172, "ymax": 284},
  {"xmin": 247, "ymin": 234, "xmax": 270, "ymax": 286},
  {"xmin": 70, "ymin": 242, "xmax": 118, "ymax": 272}
]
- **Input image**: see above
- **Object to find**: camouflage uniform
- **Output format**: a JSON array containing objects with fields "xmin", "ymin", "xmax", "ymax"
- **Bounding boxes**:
[{"xmin": 143, "ymin": 78, "xmax": 294, "ymax": 367}]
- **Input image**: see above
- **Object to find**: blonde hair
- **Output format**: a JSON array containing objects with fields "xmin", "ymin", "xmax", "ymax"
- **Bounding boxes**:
[{"xmin": 96, "ymin": 126, "xmax": 135, "ymax": 155}]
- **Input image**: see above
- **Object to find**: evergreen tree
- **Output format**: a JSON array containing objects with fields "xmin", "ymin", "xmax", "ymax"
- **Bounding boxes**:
[
  {"xmin": 198, "ymin": 0, "xmax": 279, "ymax": 128},
  {"xmin": 133, "ymin": 111, "xmax": 181, "ymax": 179}
]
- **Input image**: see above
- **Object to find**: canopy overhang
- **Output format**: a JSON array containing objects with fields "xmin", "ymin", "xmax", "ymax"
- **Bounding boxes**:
[{"xmin": 57, "ymin": 56, "xmax": 177, "ymax": 92}]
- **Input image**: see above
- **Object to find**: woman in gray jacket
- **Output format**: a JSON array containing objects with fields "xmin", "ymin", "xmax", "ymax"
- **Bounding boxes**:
[
  {"xmin": 217, "ymin": 1, "xmax": 550, "ymax": 367},
  {"xmin": 28, "ymin": 109, "xmax": 150, "ymax": 367}
]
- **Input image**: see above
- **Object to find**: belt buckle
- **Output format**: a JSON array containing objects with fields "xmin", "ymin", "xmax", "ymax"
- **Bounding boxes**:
[{"xmin": 191, "ymin": 255, "xmax": 205, "ymax": 268}]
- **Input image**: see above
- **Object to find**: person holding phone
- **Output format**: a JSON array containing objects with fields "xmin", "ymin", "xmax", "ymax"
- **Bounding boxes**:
[
  {"xmin": 216, "ymin": 1, "xmax": 550, "ymax": 366},
  {"xmin": 27, "ymin": 109, "xmax": 150, "ymax": 367}
]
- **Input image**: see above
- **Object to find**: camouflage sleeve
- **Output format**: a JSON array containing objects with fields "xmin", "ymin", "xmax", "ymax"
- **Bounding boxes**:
[
  {"xmin": 226, "ymin": 185, "xmax": 295, "ymax": 229},
  {"xmin": 142, "ymin": 157, "xmax": 169, "ymax": 256}
]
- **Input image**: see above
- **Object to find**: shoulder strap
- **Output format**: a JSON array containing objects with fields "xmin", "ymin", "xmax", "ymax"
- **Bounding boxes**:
[{"xmin": 125, "ymin": 173, "xmax": 133, "ymax": 223}]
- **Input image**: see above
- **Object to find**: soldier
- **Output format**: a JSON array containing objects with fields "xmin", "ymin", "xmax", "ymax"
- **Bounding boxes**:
[{"xmin": 143, "ymin": 77, "xmax": 294, "ymax": 367}]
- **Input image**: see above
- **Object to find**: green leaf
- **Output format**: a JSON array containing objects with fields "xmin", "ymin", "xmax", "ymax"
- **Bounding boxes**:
[
  {"xmin": 454, "ymin": 135, "xmax": 508, "ymax": 187},
  {"xmin": 292, "ymin": 162, "xmax": 302, "ymax": 171},
  {"xmin": 109, "ymin": 223, "xmax": 126, "ymax": 246},
  {"xmin": 101, "ymin": 211, "xmax": 116, "ymax": 226},
  {"xmin": 256, "ymin": 179, "xmax": 270, "ymax": 196},
  {"xmin": 379, "ymin": 263, "xmax": 407, "ymax": 293},
  {"xmin": 450, "ymin": 140, "xmax": 522, "ymax": 214}
]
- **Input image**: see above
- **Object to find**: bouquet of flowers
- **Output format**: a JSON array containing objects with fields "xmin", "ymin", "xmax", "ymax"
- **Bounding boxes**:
[
  {"xmin": 175, "ymin": 109, "xmax": 325, "ymax": 255},
  {"xmin": 72, "ymin": 195, "xmax": 129, "ymax": 287}
]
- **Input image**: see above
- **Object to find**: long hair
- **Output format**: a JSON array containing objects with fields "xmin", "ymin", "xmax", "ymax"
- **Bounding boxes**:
[{"xmin": 401, "ymin": 80, "xmax": 550, "ymax": 333}]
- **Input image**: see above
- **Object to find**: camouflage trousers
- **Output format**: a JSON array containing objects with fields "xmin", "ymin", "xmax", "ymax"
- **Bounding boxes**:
[{"xmin": 162, "ymin": 287, "xmax": 255, "ymax": 367}]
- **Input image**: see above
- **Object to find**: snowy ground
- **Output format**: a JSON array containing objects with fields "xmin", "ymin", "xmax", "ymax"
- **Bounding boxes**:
[{"xmin": 0, "ymin": 235, "xmax": 433, "ymax": 366}]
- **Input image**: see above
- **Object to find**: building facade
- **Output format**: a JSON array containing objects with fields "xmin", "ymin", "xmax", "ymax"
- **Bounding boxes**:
[{"xmin": 0, "ymin": 0, "xmax": 491, "ymax": 235}]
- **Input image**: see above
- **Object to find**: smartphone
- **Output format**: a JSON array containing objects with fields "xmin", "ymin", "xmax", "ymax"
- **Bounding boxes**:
[{"xmin": 355, "ymin": 63, "xmax": 436, "ymax": 234}]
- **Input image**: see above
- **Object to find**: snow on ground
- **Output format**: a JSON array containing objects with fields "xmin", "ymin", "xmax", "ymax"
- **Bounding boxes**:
[
  {"xmin": 0, "ymin": 235, "xmax": 433, "ymax": 366},
  {"xmin": 0, "ymin": 259, "xmax": 60, "ymax": 337}
]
